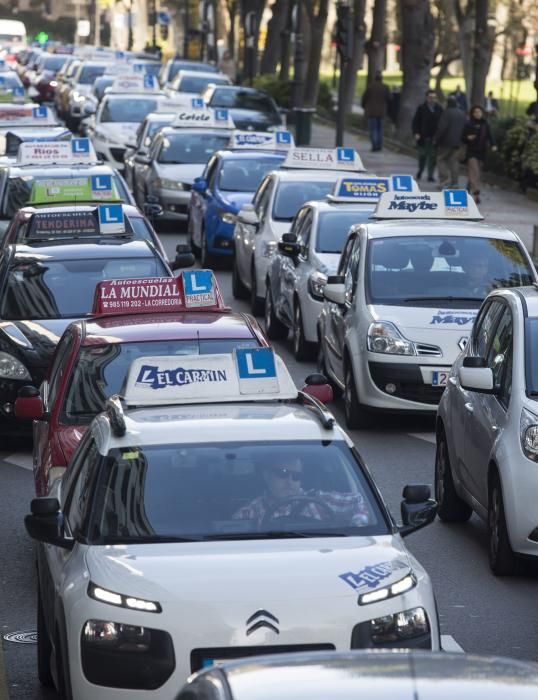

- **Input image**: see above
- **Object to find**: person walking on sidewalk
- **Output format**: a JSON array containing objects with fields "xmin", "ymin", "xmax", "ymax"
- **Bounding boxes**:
[
  {"xmin": 412, "ymin": 90, "xmax": 443, "ymax": 182},
  {"xmin": 434, "ymin": 96, "xmax": 466, "ymax": 188},
  {"xmin": 462, "ymin": 105, "xmax": 497, "ymax": 204},
  {"xmin": 361, "ymin": 71, "xmax": 391, "ymax": 152}
]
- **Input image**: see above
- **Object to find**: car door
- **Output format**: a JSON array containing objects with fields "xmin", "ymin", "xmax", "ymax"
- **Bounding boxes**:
[
  {"xmin": 136, "ymin": 135, "xmax": 160, "ymax": 207},
  {"xmin": 190, "ymin": 155, "xmax": 217, "ymax": 248},
  {"xmin": 274, "ymin": 206, "xmax": 310, "ymax": 326},
  {"xmin": 237, "ymin": 176, "xmax": 273, "ymax": 286},
  {"xmin": 235, "ymin": 177, "xmax": 269, "ymax": 279},
  {"xmin": 128, "ymin": 123, "xmax": 147, "ymax": 192},
  {"xmin": 463, "ymin": 303, "xmax": 514, "ymax": 510},
  {"xmin": 201, "ymin": 157, "xmax": 223, "ymax": 245}
]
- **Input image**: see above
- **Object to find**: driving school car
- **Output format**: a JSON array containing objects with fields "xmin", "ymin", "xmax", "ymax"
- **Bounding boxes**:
[
  {"xmin": 15, "ymin": 272, "xmax": 266, "ymax": 496},
  {"xmin": 26, "ymin": 347, "xmax": 440, "ymax": 699}
]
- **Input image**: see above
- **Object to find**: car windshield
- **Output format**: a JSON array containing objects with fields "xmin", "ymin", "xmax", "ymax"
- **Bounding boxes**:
[
  {"xmin": 272, "ymin": 181, "xmax": 334, "ymax": 222},
  {"xmin": 79, "ymin": 65, "xmax": 108, "ymax": 84},
  {"xmin": 158, "ymin": 133, "xmax": 229, "ymax": 164},
  {"xmin": 42, "ymin": 55, "xmax": 68, "ymax": 71},
  {"xmin": 1, "ymin": 174, "xmax": 132, "ymax": 217},
  {"xmin": 0, "ymin": 258, "xmax": 167, "ymax": 320},
  {"xmin": 0, "ymin": 73, "xmax": 22, "ymax": 89},
  {"xmin": 176, "ymin": 75, "xmax": 228, "ymax": 93},
  {"xmin": 62, "ymin": 338, "xmax": 259, "ymax": 423},
  {"xmin": 93, "ymin": 78, "xmax": 113, "ymax": 100},
  {"xmin": 210, "ymin": 89, "xmax": 276, "ymax": 113},
  {"xmin": 144, "ymin": 119, "xmax": 172, "ymax": 146},
  {"xmin": 367, "ymin": 235, "xmax": 534, "ymax": 306},
  {"xmin": 93, "ymin": 440, "xmax": 387, "ymax": 542},
  {"xmin": 100, "ymin": 98, "xmax": 158, "ymax": 123},
  {"xmin": 316, "ymin": 210, "xmax": 372, "ymax": 253},
  {"xmin": 219, "ymin": 157, "xmax": 284, "ymax": 192}
]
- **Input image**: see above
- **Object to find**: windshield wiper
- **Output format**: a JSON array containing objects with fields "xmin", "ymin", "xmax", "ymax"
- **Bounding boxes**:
[
  {"xmin": 403, "ymin": 296, "xmax": 481, "ymax": 303},
  {"xmin": 203, "ymin": 530, "xmax": 349, "ymax": 540}
]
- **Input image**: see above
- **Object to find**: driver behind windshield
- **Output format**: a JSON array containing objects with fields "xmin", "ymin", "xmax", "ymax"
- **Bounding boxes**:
[{"xmin": 233, "ymin": 456, "xmax": 371, "ymax": 527}]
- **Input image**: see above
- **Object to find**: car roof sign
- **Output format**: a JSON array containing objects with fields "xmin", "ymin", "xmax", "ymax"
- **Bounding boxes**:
[
  {"xmin": 109, "ymin": 73, "xmax": 159, "ymax": 93},
  {"xmin": 230, "ymin": 130, "xmax": 294, "ymax": 151},
  {"xmin": 371, "ymin": 190, "xmax": 483, "ymax": 220},
  {"xmin": 328, "ymin": 175, "xmax": 420, "ymax": 203},
  {"xmin": 170, "ymin": 108, "xmax": 235, "ymax": 129},
  {"xmin": 28, "ymin": 175, "xmax": 121, "ymax": 205},
  {"xmin": 0, "ymin": 104, "xmax": 59, "ymax": 126},
  {"xmin": 121, "ymin": 348, "xmax": 298, "ymax": 406},
  {"xmin": 92, "ymin": 270, "xmax": 227, "ymax": 316},
  {"xmin": 17, "ymin": 138, "xmax": 97, "ymax": 165},
  {"xmin": 282, "ymin": 147, "xmax": 365, "ymax": 172}
]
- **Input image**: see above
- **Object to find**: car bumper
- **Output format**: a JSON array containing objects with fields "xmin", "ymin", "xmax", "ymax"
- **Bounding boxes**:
[
  {"xmin": 0, "ymin": 374, "xmax": 43, "ymax": 434},
  {"xmin": 153, "ymin": 188, "xmax": 191, "ymax": 221},
  {"xmin": 93, "ymin": 141, "xmax": 126, "ymax": 170},
  {"xmin": 206, "ymin": 220, "xmax": 235, "ymax": 256},
  {"xmin": 300, "ymin": 294, "xmax": 323, "ymax": 343}
]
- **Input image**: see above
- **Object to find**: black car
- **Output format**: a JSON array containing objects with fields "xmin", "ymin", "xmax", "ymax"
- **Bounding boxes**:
[
  {"xmin": 0, "ymin": 240, "xmax": 170, "ymax": 434},
  {"xmin": 159, "ymin": 58, "xmax": 218, "ymax": 87},
  {"xmin": 202, "ymin": 85, "xmax": 282, "ymax": 131}
]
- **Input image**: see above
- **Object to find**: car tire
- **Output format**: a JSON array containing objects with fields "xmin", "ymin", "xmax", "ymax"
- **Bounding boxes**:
[
  {"xmin": 232, "ymin": 257, "xmax": 248, "ymax": 299},
  {"xmin": 37, "ymin": 588, "xmax": 53, "ymax": 687},
  {"xmin": 435, "ymin": 430, "xmax": 473, "ymax": 522},
  {"xmin": 265, "ymin": 286, "xmax": 288, "ymax": 340},
  {"xmin": 344, "ymin": 363, "xmax": 373, "ymax": 430},
  {"xmin": 200, "ymin": 226, "xmax": 217, "ymax": 268},
  {"xmin": 293, "ymin": 302, "xmax": 315, "ymax": 361},
  {"xmin": 488, "ymin": 473, "xmax": 519, "ymax": 576},
  {"xmin": 317, "ymin": 338, "xmax": 342, "ymax": 399},
  {"xmin": 250, "ymin": 264, "xmax": 264, "ymax": 316}
]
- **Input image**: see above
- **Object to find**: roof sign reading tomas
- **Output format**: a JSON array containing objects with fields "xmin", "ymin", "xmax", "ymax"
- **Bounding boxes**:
[
  {"xmin": 17, "ymin": 138, "xmax": 97, "ymax": 165},
  {"xmin": 122, "ymin": 349, "xmax": 297, "ymax": 406},
  {"xmin": 230, "ymin": 130, "xmax": 294, "ymax": 151},
  {"xmin": 282, "ymin": 147, "xmax": 365, "ymax": 172},
  {"xmin": 28, "ymin": 175, "xmax": 120, "ymax": 205},
  {"xmin": 171, "ymin": 108, "xmax": 235, "ymax": 129},
  {"xmin": 372, "ymin": 190, "xmax": 483, "ymax": 220},
  {"xmin": 329, "ymin": 174, "xmax": 419, "ymax": 203}
]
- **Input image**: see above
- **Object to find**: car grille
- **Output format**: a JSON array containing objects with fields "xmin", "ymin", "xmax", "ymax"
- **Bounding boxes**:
[
  {"xmin": 191, "ymin": 644, "xmax": 334, "ymax": 672},
  {"xmin": 369, "ymin": 361, "xmax": 446, "ymax": 406},
  {"xmin": 110, "ymin": 148, "xmax": 125, "ymax": 162},
  {"xmin": 415, "ymin": 342, "xmax": 442, "ymax": 357},
  {"xmin": 397, "ymin": 383, "xmax": 445, "ymax": 405}
]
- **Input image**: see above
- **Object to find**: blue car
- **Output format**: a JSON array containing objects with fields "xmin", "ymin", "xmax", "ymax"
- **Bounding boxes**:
[{"xmin": 188, "ymin": 149, "xmax": 286, "ymax": 267}]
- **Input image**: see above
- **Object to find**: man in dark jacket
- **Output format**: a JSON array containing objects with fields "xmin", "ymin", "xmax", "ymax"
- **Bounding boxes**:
[
  {"xmin": 412, "ymin": 90, "xmax": 443, "ymax": 181},
  {"xmin": 434, "ymin": 96, "xmax": 466, "ymax": 188},
  {"xmin": 361, "ymin": 71, "xmax": 391, "ymax": 152}
]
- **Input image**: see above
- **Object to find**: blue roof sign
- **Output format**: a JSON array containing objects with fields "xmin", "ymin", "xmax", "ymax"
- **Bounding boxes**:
[{"xmin": 329, "ymin": 175, "xmax": 419, "ymax": 203}]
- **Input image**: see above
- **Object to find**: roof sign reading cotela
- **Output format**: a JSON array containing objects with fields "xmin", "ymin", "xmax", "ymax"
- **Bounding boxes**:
[
  {"xmin": 171, "ymin": 108, "xmax": 235, "ymax": 129},
  {"xmin": 230, "ymin": 130, "xmax": 294, "ymax": 151},
  {"xmin": 17, "ymin": 138, "xmax": 97, "ymax": 165},
  {"xmin": 282, "ymin": 147, "xmax": 365, "ymax": 172},
  {"xmin": 329, "ymin": 175, "xmax": 419, "ymax": 203},
  {"xmin": 372, "ymin": 190, "xmax": 483, "ymax": 220}
]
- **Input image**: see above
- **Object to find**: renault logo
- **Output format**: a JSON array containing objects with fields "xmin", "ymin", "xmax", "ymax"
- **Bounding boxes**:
[
  {"xmin": 458, "ymin": 337, "xmax": 468, "ymax": 351},
  {"xmin": 246, "ymin": 610, "xmax": 279, "ymax": 636}
]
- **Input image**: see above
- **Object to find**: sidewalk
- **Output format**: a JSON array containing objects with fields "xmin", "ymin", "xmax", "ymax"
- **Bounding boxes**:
[{"xmin": 310, "ymin": 120, "xmax": 538, "ymax": 253}]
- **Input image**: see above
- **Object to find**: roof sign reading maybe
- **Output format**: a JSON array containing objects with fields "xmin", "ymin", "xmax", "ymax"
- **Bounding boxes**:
[
  {"xmin": 0, "ymin": 104, "xmax": 58, "ymax": 126},
  {"xmin": 92, "ymin": 270, "xmax": 226, "ymax": 316},
  {"xmin": 109, "ymin": 73, "xmax": 159, "ymax": 93},
  {"xmin": 122, "ymin": 348, "xmax": 297, "ymax": 406},
  {"xmin": 372, "ymin": 190, "xmax": 483, "ymax": 220},
  {"xmin": 28, "ymin": 175, "xmax": 120, "ymax": 205},
  {"xmin": 329, "ymin": 174, "xmax": 419, "ymax": 203},
  {"xmin": 17, "ymin": 138, "xmax": 97, "ymax": 165},
  {"xmin": 171, "ymin": 108, "xmax": 235, "ymax": 129},
  {"xmin": 283, "ymin": 147, "xmax": 365, "ymax": 172},
  {"xmin": 230, "ymin": 130, "xmax": 294, "ymax": 151}
]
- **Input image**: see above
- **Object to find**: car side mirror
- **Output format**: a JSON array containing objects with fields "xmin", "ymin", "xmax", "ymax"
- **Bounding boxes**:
[
  {"xmin": 24, "ymin": 498, "xmax": 73, "ymax": 550},
  {"xmin": 14, "ymin": 385, "xmax": 44, "ymax": 420},
  {"xmin": 83, "ymin": 103, "xmax": 95, "ymax": 116},
  {"xmin": 301, "ymin": 373, "xmax": 333, "ymax": 404},
  {"xmin": 238, "ymin": 203, "xmax": 259, "ymax": 227},
  {"xmin": 193, "ymin": 177, "xmax": 207, "ymax": 194},
  {"xmin": 459, "ymin": 357, "xmax": 495, "ymax": 393},
  {"xmin": 135, "ymin": 154, "xmax": 151, "ymax": 165},
  {"xmin": 171, "ymin": 244, "xmax": 195, "ymax": 269},
  {"xmin": 399, "ymin": 484, "xmax": 437, "ymax": 537},
  {"xmin": 144, "ymin": 202, "xmax": 163, "ymax": 218},
  {"xmin": 323, "ymin": 275, "xmax": 346, "ymax": 305}
]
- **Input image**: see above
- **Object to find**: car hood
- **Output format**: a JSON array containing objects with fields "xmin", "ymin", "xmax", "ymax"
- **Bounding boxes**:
[
  {"xmin": 0, "ymin": 318, "xmax": 72, "ymax": 368},
  {"xmin": 226, "ymin": 108, "xmax": 281, "ymax": 131},
  {"xmin": 154, "ymin": 162, "xmax": 203, "ymax": 184},
  {"xmin": 96, "ymin": 121, "xmax": 139, "ymax": 146},
  {"xmin": 86, "ymin": 535, "xmax": 412, "ymax": 604},
  {"xmin": 220, "ymin": 191, "xmax": 254, "ymax": 212}
]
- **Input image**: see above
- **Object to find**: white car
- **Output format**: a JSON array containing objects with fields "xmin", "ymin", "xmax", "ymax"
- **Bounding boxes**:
[
  {"xmin": 165, "ymin": 69, "xmax": 231, "ymax": 103},
  {"xmin": 265, "ymin": 175, "xmax": 418, "ymax": 360},
  {"xmin": 27, "ymin": 348, "xmax": 440, "ymax": 699},
  {"xmin": 319, "ymin": 191, "xmax": 537, "ymax": 429},
  {"xmin": 435, "ymin": 285, "xmax": 538, "ymax": 575},
  {"xmin": 232, "ymin": 147, "xmax": 369, "ymax": 315},
  {"xmin": 66, "ymin": 61, "xmax": 113, "ymax": 130}
]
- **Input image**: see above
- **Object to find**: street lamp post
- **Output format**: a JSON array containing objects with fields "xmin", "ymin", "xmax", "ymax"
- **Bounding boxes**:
[
  {"xmin": 183, "ymin": 0, "xmax": 190, "ymax": 58},
  {"xmin": 335, "ymin": 0, "xmax": 352, "ymax": 147},
  {"xmin": 291, "ymin": 0, "xmax": 307, "ymax": 143}
]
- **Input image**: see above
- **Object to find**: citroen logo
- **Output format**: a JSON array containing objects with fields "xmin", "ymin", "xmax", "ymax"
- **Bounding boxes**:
[
  {"xmin": 458, "ymin": 337, "xmax": 468, "ymax": 351},
  {"xmin": 245, "ymin": 610, "xmax": 280, "ymax": 636}
]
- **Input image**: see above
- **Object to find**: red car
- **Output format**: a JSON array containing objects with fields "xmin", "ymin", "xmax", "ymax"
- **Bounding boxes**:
[{"xmin": 15, "ymin": 273, "xmax": 267, "ymax": 496}]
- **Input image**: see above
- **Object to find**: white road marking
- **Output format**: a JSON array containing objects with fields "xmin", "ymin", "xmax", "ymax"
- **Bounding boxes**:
[
  {"xmin": 441, "ymin": 634, "xmax": 465, "ymax": 653},
  {"xmin": 408, "ymin": 432, "xmax": 436, "ymax": 445},
  {"xmin": 4, "ymin": 452, "xmax": 32, "ymax": 471}
]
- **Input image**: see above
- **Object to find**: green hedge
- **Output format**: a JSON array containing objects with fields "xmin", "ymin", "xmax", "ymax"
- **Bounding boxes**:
[
  {"xmin": 487, "ymin": 116, "xmax": 538, "ymax": 188},
  {"xmin": 14, "ymin": 11, "xmax": 76, "ymax": 44},
  {"xmin": 252, "ymin": 75, "xmax": 334, "ymax": 114}
]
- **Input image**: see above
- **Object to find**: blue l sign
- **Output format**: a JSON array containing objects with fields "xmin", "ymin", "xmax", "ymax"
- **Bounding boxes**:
[
  {"xmin": 143, "ymin": 74, "xmax": 156, "ymax": 89},
  {"xmin": 276, "ymin": 131, "xmax": 291, "ymax": 144},
  {"xmin": 391, "ymin": 175, "xmax": 413, "ymax": 192},
  {"xmin": 91, "ymin": 175, "xmax": 113, "ymax": 192},
  {"xmin": 72, "ymin": 138, "xmax": 90, "ymax": 154},
  {"xmin": 182, "ymin": 270, "xmax": 217, "ymax": 307},
  {"xmin": 32, "ymin": 106, "xmax": 48, "ymax": 119},
  {"xmin": 215, "ymin": 109, "xmax": 228, "ymax": 121},
  {"xmin": 337, "ymin": 147, "xmax": 354, "ymax": 163},
  {"xmin": 191, "ymin": 98, "xmax": 204, "ymax": 108},
  {"xmin": 236, "ymin": 348, "xmax": 277, "ymax": 379},
  {"xmin": 99, "ymin": 204, "xmax": 125, "ymax": 233},
  {"xmin": 444, "ymin": 189, "xmax": 468, "ymax": 207}
]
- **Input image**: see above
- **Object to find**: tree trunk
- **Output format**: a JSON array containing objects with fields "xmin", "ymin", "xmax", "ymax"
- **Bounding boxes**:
[
  {"xmin": 395, "ymin": 0, "xmax": 435, "ymax": 142},
  {"xmin": 226, "ymin": 0, "xmax": 238, "ymax": 57},
  {"xmin": 342, "ymin": 0, "xmax": 367, "ymax": 113},
  {"xmin": 303, "ymin": 0, "xmax": 330, "ymax": 107},
  {"xmin": 240, "ymin": 0, "xmax": 266, "ymax": 80},
  {"xmin": 470, "ymin": 0, "xmax": 493, "ymax": 106},
  {"xmin": 454, "ymin": 0, "xmax": 474, "ymax": 102},
  {"xmin": 366, "ymin": 0, "xmax": 386, "ymax": 85},
  {"xmin": 260, "ymin": 0, "xmax": 290, "ymax": 74}
]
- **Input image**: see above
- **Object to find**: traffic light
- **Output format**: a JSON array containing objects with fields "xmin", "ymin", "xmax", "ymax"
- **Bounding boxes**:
[{"xmin": 335, "ymin": 3, "xmax": 352, "ymax": 61}]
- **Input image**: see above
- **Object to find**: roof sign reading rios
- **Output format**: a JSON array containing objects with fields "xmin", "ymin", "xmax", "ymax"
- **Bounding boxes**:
[
  {"xmin": 329, "ymin": 175, "xmax": 419, "ymax": 203},
  {"xmin": 92, "ymin": 270, "xmax": 226, "ymax": 316},
  {"xmin": 122, "ymin": 348, "xmax": 297, "ymax": 406},
  {"xmin": 17, "ymin": 138, "xmax": 97, "ymax": 165},
  {"xmin": 171, "ymin": 108, "xmax": 235, "ymax": 129},
  {"xmin": 28, "ymin": 175, "xmax": 120, "ymax": 205},
  {"xmin": 282, "ymin": 147, "xmax": 365, "ymax": 172},
  {"xmin": 230, "ymin": 130, "xmax": 294, "ymax": 151},
  {"xmin": 372, "ymin": 190, "xmax": 483, "ymax": 220}
]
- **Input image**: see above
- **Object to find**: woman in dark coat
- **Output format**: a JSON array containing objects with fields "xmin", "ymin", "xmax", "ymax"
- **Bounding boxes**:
[{"xmin": 461, "ymin": 105, "xmax": 497, "ymax": 204}]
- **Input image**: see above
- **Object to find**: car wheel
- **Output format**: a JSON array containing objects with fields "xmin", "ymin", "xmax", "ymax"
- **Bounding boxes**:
[
  {"xmin": 232, "ymin": 257, "xmax": 248, "ymax": 299},
  {"xmin": 188, "ymin": 215, "xmax": 201, "ymax": 258},
  {"xmin": 488, "ymin": 473, "xmax": 518, "ymax": 576},
  {"xmin": 264, "ymin": 285, "xmax": 288, "ymax": 340},
  {"xmin": 200, "ymin": 226, "xmax": 217, "ymax": 268},
  {"xmin": 293, "ymin": 302, "xmax": 315, "ymax": 361},
  {"xmin": 317, "ymin": 337, "xmax": 342, "ymax": 399},
  {"xmin": 344, "ymin": 363, "xmax": 373, "ymax": 429},
  {"xmin": 37, "ymin": 588, "xmax": 53, "ymax": 687},
  {"xmin": 435, "ymin": 430, "xmax": 473, "ymax": 522},
  {"xmin": 250, "ymin": 265, "xmax": 264, "ymax": 316}
]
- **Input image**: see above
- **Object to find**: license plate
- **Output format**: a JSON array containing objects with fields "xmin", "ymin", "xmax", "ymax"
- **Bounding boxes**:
[{"xmin": 431, "ymin": 370, "xmax": 449, "ymax": 387}]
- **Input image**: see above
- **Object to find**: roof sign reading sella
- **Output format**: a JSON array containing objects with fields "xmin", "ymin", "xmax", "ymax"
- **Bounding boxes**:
[
  {"xmin": 230, "ymin": 130, "xmax": 294, "ymax": 151},
  {"xmin": 372, "ymin": 190, "xmax": 483, "ymax": 220},
  {"xmin": 328, "ymin": 175, "xmax": 419, "ymax": 203},
  {"xmin": 282, "ymin": 147, "xmax": 365, "ymax": 172},
  {"xmin": 28, "ymin": 175, "xmax": 120, "ymax": 205},
  {"xmin": 17, "ymin": 138, "xmax": 97, "ymax": 165},
  {"xmin": 92, "ymin": 270, "xmax": 226, "ymax": 316},
  {"xmin": 171, "ymin": 108, "xmax": 235, "ymax": 129}
]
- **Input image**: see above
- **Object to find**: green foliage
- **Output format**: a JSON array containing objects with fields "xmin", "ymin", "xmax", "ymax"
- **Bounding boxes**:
[
  {"xmin": 485, "ymin": 117, "xmax": 538, "ymax": 187},
  {"xmin": 522, "ymin": 133, "xmax": 538, "ymax": 176},
  {"xmin": 252, "ymin": 75, "xmax": 292, "ymax": 109},
  {"xmin": 12, "ymin": 11, "xmax": 76, "ymax": 44}
]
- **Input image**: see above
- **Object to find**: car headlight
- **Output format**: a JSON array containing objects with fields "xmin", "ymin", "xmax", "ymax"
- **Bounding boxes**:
[
  {"xmin": 50, "ymin": 80, "xmax": 58, "ymax": 87},
  {"xmin": 154, "ymin": 177, "xmax": 184, "ymax": 191},
  {"xmin": 88, "ymin": 582, "xmax": 161, "ymax": 613},
  {"xmin": 308, "ymin": 270, "xmax": 328, "ymax": 300},
  {"xmin": 72, "ymin": 91, "xmax": 85, "ymax": 103},
  {"xmin": 218, "ymin": 209, "xmax": 236, "ymax": 224},
  {"xmin": 370, "ymin": 606, "xmax": 429, "ymax": 644},
  {"xmin": 367, "ymin": 321, "xmax": 415, "ymax": 356},
  {"xmin": 262, "ymin": 240, "xmax": 277, "ymax": 258},
  {"xmin": 358, "ymin": 573, "xmax": 416, "ymax": 605},
  {"xmin": 520, "ymin": 408, "xmax": 538, "ymax": 461},
  {"xmin": 0, "ymin": 351, "xmax": 31, "ymax": 380}
]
